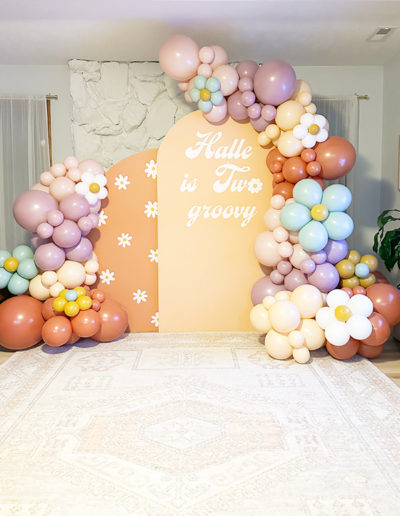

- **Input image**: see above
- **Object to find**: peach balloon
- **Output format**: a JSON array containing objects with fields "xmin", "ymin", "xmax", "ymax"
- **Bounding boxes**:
[
  {"xmin": 49, "ymin": 177, "xmax": 75, "ymax": 201},
  {"xmin": 269, "ymin": 300, "xmax": 300, "ymax": 333},
  {"xmin": 57, "ymin": 261, "xmax": 86, "ymax": 289},
  {"xmin": 159, "ymin": 35, "xmax": 200, "ymax": 81},
  {"xmin": 298, "ymin": 319, "xmax": 325, "ymax": 350},
  {"xmin": 210, "ymin": 45, "xmax": 228, "ymax": 71},
  {"xmin": 278, "ymin": 131, "xmax": 303, "ymax": 157},
  {"xmin": 250, "ymin": 304, "xmax": 271, "ymax": 332},
  {"xmin": 275, "ymin": 100, "xmax": 305, "ymax": 131},
  {"xmin": 29, "ymin": 275, "xmax": 50, "ymax": 301},
  {"xmin": 254, "ymin": 231, "xmax": 281, "ymax": 267},
  {"xmin": 293, "ymin": 347, "xmax": 310, "ymax": 364},
  {"xmin": 204, "ymin": 99, "xmax": 228, "ymax": 123},
  {"xmin": 50, "ymin": 163, "xmax": 66, "ymax": 177},
  {"xmin": 291, "ymin": 79, "xmax": 312, "ymax": 100},
  {"xmin": 264, "ymin": 208, "xmax": 281, "ymax": 231},
  {"xmin": 212, "ymin": 65, "xmax": 239, "ymax": 96},
  {"xmin": 265, "ymin": 330, "xmax": 292, "ymax": 360},
  {"xmin": 290, "ymin": 284, "xmax": 323, "ymax": 318},
  {"xmin": 290, "ymin": 244, "xmax": 311, "ymax": 269}
]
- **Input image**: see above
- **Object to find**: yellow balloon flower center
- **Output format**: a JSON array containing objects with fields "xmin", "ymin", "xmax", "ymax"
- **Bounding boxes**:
[
  {"xmin": 4, "ymin": 256, "xmax": 19, "ymax": 272},
  {"xmin": 311, "ymin": 204, "xmax": 328, "ymax": 221},
  {"xmin": 89, "ymin": 182, "xmax": 100, "ymax": 193},
  {"xmin": 335, "ymin": 305, "xmax": 352, "ymax": 322},
  {"xmin": 200, "ymin": 88, "xmax": 211, "ymax": 101},
  {"xmin": 308, "ymin": 123, "xmax": 320, "ymax": 135}
]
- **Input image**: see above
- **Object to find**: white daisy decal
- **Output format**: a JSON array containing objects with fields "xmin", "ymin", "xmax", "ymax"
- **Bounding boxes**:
[
  {"xmin": 98, "ymin": 210, "xmax": 108, "ymax": 226},
  {"xmin": 117, "ymin": 233, "xmax": 133, "ymax": 248},
  {"xmin": 144, "ymin": 201, "xmax": 158, "ymax": 218},
  {"xmin": 148, "ymin": 249, "xmax": 159, "ymax": 263},
  {"xmin": 75, "ymin": 172, "xmax": 108, "ymax": 205},
  {"xmin": 151, "ymin": 312, "xmax": 159, "ymax": 328},
  {"xmin": 248, "ymin": 178, "xmax": 263, "ymax": 194},
  {"xmin": 145, "ymin": 160, "xmax": 157, "ymax": 179},
  {"xmin": 99, "ymin": 269, "xmax": 115, "ymax": 285},
  {"xmin": 132, "ymin": 289, "xmax": 148, "ymax": 304},
  {"xmin": 114, "ymin": 174, "xmax": 130, "ymax": 190}
]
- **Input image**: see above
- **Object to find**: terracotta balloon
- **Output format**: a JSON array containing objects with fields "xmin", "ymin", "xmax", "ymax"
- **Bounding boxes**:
[
  {"xmin": 41, "ymin": 298, "xmax": 58, "ymax": 320},
  {"xmin": 358, "ymin": 343, "xmax": 384, "ymax": 359},
  {"xmin": 71, "ymin": 309, "xmax": 101, "ymax": 338},
  {"xmin": 66, "ymin": 332, "xmax": 80, "ymax": 345},
  {"xmin": 326, "ymin": 337, "xmax": 359, "ymax": 360},
  {"xmin": 315, "ymin": 136, "xmax": 356, "ymax": 180},
  {"xmin": 273, "ymin": 181, "xmax": 294, "ymax": 200},
  {"xmin": 0, "ymin": 296, "xmax": 44, "ymax": 350},
  {"xmin": 282, "ymin": 157, "xmax": 307, "ymax": 184},
  {"xmin": 361, "ymin": 311, "xmax": 391, "ymax": 347},
  {"xmin": 374, "ymin": 271, "xmax": 389, "ymax": 284},
  {"xmin": 366, "ymin": 283, "xmax": 400, "ymax": 326},
  {"xmin": 266, "ymin": 148, "xmax": 286, "ymax": 173},
  {"xmin": 42, "ymin": 316, "xmax": 72, "ymax": 347},
  {"xmin": 92, "ymin": 298, "xmax": 128, "ymax": 342}
]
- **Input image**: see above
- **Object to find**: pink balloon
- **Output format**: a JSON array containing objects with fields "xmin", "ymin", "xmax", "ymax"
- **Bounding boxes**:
[
  {"xmin": 204, "ymin": 99, "xmax": 228, "ymax": 123},
  {"xmin": 277, "ymin": 260, "xmax": 292, "ymax": 275},
  {"xmin": 251, "ymin": 276, "xmax": 285, "ymax": 305},
  {"xmin": 47, "ymin": 210, "xmax": 64, "ymax": 227},
  {"xmin": 210, "ymin": 45, "xmax": 228, "ymax": 71},
  {"xmin": 238, "ymin": 77, "xmax": 253, "ymax": 92},
  {"xmin": 31, "ymin": 233, "xmax": 51, "ymax": 249},
  {"xmin": 64, "ymin": 156, "xmax": 79, "ymax": 169},
  {"xmin": 199, "ymin": 46, "xmax": 215, "ymax": 64},
  {"xmin": 159, "ymin": 35, "xmax": 200, "ymax": 81},
  {"xmin": 254, "ymin": 60, "xmax": 296, "ymax": 105},
  {"xmin": 270, "ymin": 270, "xmax": 284, "ymax": 285},
  {"xmin": 227, "ymin": 91, "xmax": 249, "ymax": 121},
  {"xmin": 31, "ymin": 183, "xmax": 49, "ymax": 193},
  {"xmin": 65, "ymin": 237, "xmax": 93, "ymax": 262},
  {"xmin": 66, "ymin": 167, "xmax": 81, "ymax": 182},
  {"xmin": 261, "ymin": 105, "xmax": 277, "ymax": 122},
  {"xmin": 89, "ymin": 200, "xmax": 102, "ymax": 214},
  {"xmin": 59, "ymin": 193, "xmax": 90, "ymax": 221},
  {"xmin": 248, "ymin": 103, "xmax": 261, "ymax": 119},
  {"xmin": 197, "ymin": 63, "xmax": 212, "ymax": 78},
  {"xmin": 40, "ymin": 171, "xmax": 54, "ymax": 186},
  {"xmin": 52, "ymin": 220, "xmax": 81, "ymax": 248},
  {"xmin": 50, "ymin": 163, "xmax": 66, "ymax": 177},
  {"xmin": 241, "ymin": 91, "xmax": 255, "ymax": 107},
  {"xmin": 250, "ymin": 116, "xmax": 269, "ymax": 132},
  {"xmin": 37, "ymin": 222, "xmax": 54, "ymax": 239},
  {"xmin": 236, "ymin": 60, "xmax": 259, "ymax": 79},
  {"xmin": 88, "ymin": 213, "xmax": 99, "ymax": 227},
  {"xmin": 308, "ymin": 263, "xmax": 340, "ymax": 293},
  {"xmin": 78, "ymin": 216, "xmax": 93, "ymax": 233},
  {"xmin": 254, "ymin": 232, "xmax": 281, "ymax": 267},
  {"xmin": 300, "ymin": 258, "xmax": 316, "ymax": 274},
  {"xmin": 13, "ymin": 190, "xmax": 58, "ymax": 232},
  {"xmin": 78, "ymin": 159, "xmax": 104, "ymax": 176},
  {"xmin": 212, "ymin": 65, "xmax": 239, "ymax": 96},
  {"xmin": 284, "ymin": 269, "xmax": 308, "ymax": 291},
  {"xmin": 49, "ymin": 176, "xmax": 75, "ymax": 201},
  {"xmin": 34, "ymin": 243, "xmax": 65, "ymax": 271}
]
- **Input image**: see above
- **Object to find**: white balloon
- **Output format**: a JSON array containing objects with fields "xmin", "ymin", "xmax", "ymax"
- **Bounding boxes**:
[
  {"xmin": 348, "ymin": 294, "xmax": 373, "ymax": 317},
  {"xmin": 325, "ymin": 321, "xmax": 349, "ymax": 346},
  {"xmin": 347, "ymin": 315, "xmax": 372, "ymax": 340},
  {"xmin": 326, "ymin": 289, "xmax": 350, "ymax": 309},
  {"xmin": 316, "ymin": 307, "xmax": 336, "ymax": 329}
]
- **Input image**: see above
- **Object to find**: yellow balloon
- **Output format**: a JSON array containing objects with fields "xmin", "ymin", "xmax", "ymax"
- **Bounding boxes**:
[
  {"xmin": 264, "ymin": 329, "xmax": 292, "ymax": 360},
  {"xmin": 57, "ymin": 261, "xmax": 86, "ymax": 289},
  {"xmin": 4, "ymin": 257, "xmax": 18, "ymax": 272},
  {"xmin": 336, "ymin": 259, "xmax": 355, "ymax": 279},
  {"xmin": 53, "ymin": 297, "xmax": 67, "ymax": 312},
  {"xmin": 360, "ymin": 254, "xmax": 378, "ymax": 273},
  {"xmin": 77, "ymin": 295, "xmax": 92, "ymax": 311},
  {"xmin": 334, "ymin": 305, "xmax": 351, "ymax": 322},
  {"xmin": 310, "ymin": 204, "xmax": 328, "ymax": 221},
  {"xmin": 74, "ymin": 286, "xmax": 86, "ymax": 297},
  {"xmin": 250, "ymin": 304, "xmax": 271, "ymax": 333},
  {"xmin": 290, "ymin": 285, "xmax": 323, "ymax": 318},
  {"xmin": 341, "ymin": 275, "xmax": 360, "ymax": 289},
  {"xmin": 269, "ymin": 300, "xmax": 300, "ymax": 334},
  {"xmin": 277, "ymin": 130, "xmax": 303, "ymax": 158},
  {"xmin": 59, "ymin": 289, "xmax": 67, "ymax": 299},
  {"xmin": 257, "ymin": 132, "xmax": 270, "ymax": 147},
  {"xmin": 265, "ymin": 124, "xmax": 280, "ymax": 140},
  {"xmin": 347, "ymin": 250, "xmax": 361, "ymax": 264},
  {"xmin": 64, "ymin": 301, "xmax": 79, "ymax": 317},
  {"xmin": 29, "ymin": 275, "xmax": 50, "ymax": 301},
  {"xmin": 298, "ymin": 319, "xmax": 325, "ymax": 350},
  {"xmin": 293, "ymin": 347, "xmax": 310, "ymax": 364},
  {"xmin": 359, "ymin": 273, "xmax": 376, "ymax": 288},
  {"xmin": 275, "ymin": 100, "xmax": 305, "ymax": 131}
]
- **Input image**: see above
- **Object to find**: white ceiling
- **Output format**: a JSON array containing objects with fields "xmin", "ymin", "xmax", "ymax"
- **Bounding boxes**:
[{"xmin": 1, "ymin": 0, "xmax": 400, "ymax": 65}]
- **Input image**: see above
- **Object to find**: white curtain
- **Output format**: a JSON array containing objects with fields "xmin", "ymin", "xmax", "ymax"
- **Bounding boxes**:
[
  {"xmin": 314, "ymin": 95, "xmax": 359, "ymax": 248},
  {"xmin": 0, "ymin": 97, "xmax": 50, "ymax": 250}
]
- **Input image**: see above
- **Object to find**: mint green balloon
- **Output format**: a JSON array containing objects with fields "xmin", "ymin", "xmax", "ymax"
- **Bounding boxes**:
[
  {"xmin": 198, "ymin": 99, "xmax": 213, "ymax": 112},
  {"xmin": 17, "ymin": 258, "xmax": 38, "ymax": 280},
  {"xmin": 12, "ymin": 244, "xmax": 33, "ymax": 261},
  {"xmin": 206, "ymin": 77, "xmax": 220, "ymax": 93},
  {"xmin": 280, "ymin": 202, "xmax": 311, "ymax": 231},
  {"xmin": 7, "ymin": 273, "xmax": 29, "ymax": 295},
  {"xmin": 194, "ymin": 75, "xmax": 207, "ymax": 89},
  {"xmin": 211, "ymin": 91, "xmax": 224, "ymax": 106},
  {"xmin": 299, "ymin": 220, "xmax": 329, "ymax": 252},
  {"xmin": 189, "ymin": 88, "xmax": 200, "ymax": 102},
  {"xmin": 293, "ymin": 179, "xmax": 322, "ymax": 209},
  {"xmin": 0, "ymin": 250, "xmax": 11, "ymax": 267},
  {"xmin": 323, "ymin": 212, "xmax": 354, "ymax": 241},
  {"xmin": 321, "ymin": 184, "xmax": 352, "ymax": 212},
  {"xmin": 0, "ymin": 268, "xmax": 12, "ymax": 289}
]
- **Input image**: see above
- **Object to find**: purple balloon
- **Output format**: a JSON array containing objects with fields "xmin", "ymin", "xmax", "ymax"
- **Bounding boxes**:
[
  {"xmin": 311, "ymin": 250, "xmax": 327, "ymax": 265},
  {"xmin": 13, "ymin": 190, "xmax": 58, "ymax": 231},
  {"xmin": 37, "ymin": 222, "xmax": 54, "ymax": 239},
  {"xmin": 308, "ymin": 263, "xmax": 340, "ymax": 293},
  {"xmin": 59, "ymin": 193, "xmax": 90, "ymax": 222},
  {"xmin": 300, "ymin": 258, "xmax": 316, "ymax": 274},
  {"xmin": 324, "ymin": 239, "xmax": 348, "ymax": 265},
  {"xmin": 227, "ymin": 91, "xmax": 249, "ymax": 121},
  {"xmin": 34, "ymin": 243, "xmax": 65, "ymax": 271},
  {"xmin": 236, "ymin": 60, "xmax": 259, "ymax": 79},
  {"xmin": 251, "ymin": 276, "xmax": 285, "ymax": 305},
  {"xmin": 254, "ymin": 60, "xmax": 296, "ymax": 106},
  {"xmin": 250, "ymin": 116, "xmax": 269, "ymax": 132},
  {"xmin": 52, "ymin": 220, "xmax": 82, "ymax": 248},
  {"xmin": 284, "ymin": 269, "xmax": 308, "ymax": 291},
  {"xmin": 65, "ymin": 237, "xmax": 93, "ymax": 262}
]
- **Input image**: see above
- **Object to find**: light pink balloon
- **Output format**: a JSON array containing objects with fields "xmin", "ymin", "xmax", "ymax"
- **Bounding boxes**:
[
  {"xmin": 37, "ymin": 222, "xmax": 54, "ymax": 239},
  {"xmin": 204, "ymin": 99, "xmax": 228, "ymax": 124},
  {"xmin": 89, "ymin": 200, "xmax": 102, "ymax": 214},
  {"xmin": 264, "ymin": 208, "xmax": 281, "ymax": 231},
  {"xmin": 199, "ymin": 46, "xmax": 215, "ymax": 64},
  {"xmin": 13, "ymin": 190, "xmax": 58, "ymax": 232},
  {"xmin": 212, "ymin": 65, "xmax": 239, "ymax": 96},
  {"xmin": 49, "ymin": 176, "xmax": 75, "ymax": 202},
  {"xmin": 78, "ymin": 159, "xmax": 104, "ymax": 176},
  {"xmin": 66, "ymin": 167, "xmax": 81, "ymax": 182},
  {"xmin": 159, "ymin": 35, "xmax": 200, "ymax": 81},
  {"xmin": 254, "ymin": 231, "xmax": 281, "ymax": 267},
  {"xmin": 50, "ymin": 162, "xmax": 66, "ymax": 177},
  {"xmin": 64, "ymin": 156, "xmax": 79, "ymax": 169},
  {"xmin": 40, "ymin": 171, "xmax": 54, "ymax": 186},
  {"xmin": 198, "ymin": 63, "xmax": 212, "ymax": 78},
  {"xmin": 270, "ymin": 270, "xmax": 284, "ymax": 285},
  {"xmin": 30, "ymin": 233, "xmax": 51, "ymax": 249},
  {"xmin": 277, "ymin": 260, "xmax": 293, "ymax": 275},
  {"xmin": 31, "ymin": 183, "xmax": 49, "ymax": 193},
  {"xmin": 88, "ymin": 213, "xmax": 99, "ymax": 227},
  {"xmin": 52, "ymin": 220, "xmax": 81, "ymax": 248},
  {"xmin": 290, "ymin": 244, "xmax": 311, "ymax": 269},
  {"xmin": 210, "ymin": 45, "xmax": 228, "ymax": 71},
  {"xmin": 47, "ymin": 209, "xmax": 64, "ymax": 227},
  {"xmin": 278, "ymin": 241, "xmax": 293, "ymax": 258},
  {"xmin": 59, "ymin": 193, "xmax": 90, "ymax": 221},
  {"xmin": 78, "ymin": 216, "xmax": 93, "ymax": 233}
]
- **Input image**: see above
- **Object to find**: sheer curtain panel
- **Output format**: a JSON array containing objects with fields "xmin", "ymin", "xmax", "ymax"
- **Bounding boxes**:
[{"xmin": 0, "ymin": 97, "xmax": 50, "ymax": 249}]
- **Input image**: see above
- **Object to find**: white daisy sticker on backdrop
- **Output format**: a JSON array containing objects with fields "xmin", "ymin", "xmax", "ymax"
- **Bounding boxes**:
[
  {"xmin": 145, "ymin": 160, "xmax": 157, "ymax": 179},
  {"xmin": 100, "ymin": 269, "xmax": 115, "ymax": 285},
  {"xmin": 98, "ymin": 210, "xmax": 108, "ymax": 226},
  {"xmin": 117, "ymin": 233, "xmax": 133, "ymax": 248},
  {"xmin": 144, "ymin": 201, "xmax": 158, "ymax": 218},
  {"xmin": 114, "ymin": 174, "xmax": 131, "ymax": 190},
  {"xmin": 151, "ymin": 312, "xmax": 159, "ymax": 328},
  {"xmin": 148, "ymin": 249, "xmax": 159, "ymax": 263},
  {"xmin": 133, "ymin": 289, "xmax": 148, "ymax": 304},
  {"xmin": 247, "ymin": 178, "xmax": 263, "ymax": 194},
  {"xmin": 76, "ymin": 172, "xmax": 108, "ymax": 205}
]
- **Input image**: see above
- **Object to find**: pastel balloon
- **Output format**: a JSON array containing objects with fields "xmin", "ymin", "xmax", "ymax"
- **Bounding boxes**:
[
  {"xmin": 284, "ymin": 269, "xmax": 308, "ymax": 291},
  {"xmin": 12, "ymin": 244, "xmax": 33, "ymax": 261},
  {"xmin": 299, "ymin": 318, "xmax": 326, "ymax": 350},
  {"xmin": 65, "ymin": 237, "xmax": 93, "ymax": 262},
  {"xmin": 78, "ymin": 159, "xmax": 104, "ymax": 175},
  {"xmin": 270, "ymin": 270, "xmax": 284, "ymax": 284},
  {"xmin": 275, "ymin": 100, "xmax": 305, "ymax": 131},
  {"xmin": 299, "ymin": 221, "xmax": 328, "ymax": 252},
  {"xmin": 37, "ymin": 222, "xmax": 54, "ymax": 239},
  {"xmin": 241, "ymin": 90, "xmax": 255, "ymax": 107},
  {"xmin": 42, "ymin": 316, "xmax": 72, "ymax": 347},
  {"xmin": 199, "ymin": 46, "xmax": 214, "ymax": 64},
  {"xmin": 264, "ymin": 330, "xmax": 292, "ymax": 360},
  {"xmin": 269, "ymin": 300, "xmax": 300, "ymax": 333},
  {"xmin": 290, "ymin": 243, "xmax": 311, "ymax": 269},
  {"xmin": 322, "ymin": 212, "xmax": 354, "ymax": 241},
  {"xmin": 324, "ymin": 239, "xmax": 348, "ymax": 264},
  {"xmin": 261, "ymin": 104, "xmax": 277, "ymax": 122},
  {"xmin": 310, "ymin": 250, "xmax": 327, "ymax": 265},
  {"xmin": 34, "ymin": 243, "xmax": 65, "ymax": 271},
  {"xmin": 264, "ymin": 207, "xmax": 281, "ymax": 230},
  {"xmin": 59, "ymin": 193, "xmax": 90, "ymax": 221},
  {"xmin": 307, "ymin": 262, "xmax": 340, "ymax": 292},
  {"xmin": 277, "ymin": 131, "xmax": 303, "ymax": 157},
  {"xmin": 52, "ymin": 220, "xmax": 81, "ymax": 248},
  {"xmin": 361, "ymin": 311, "xmax": 391, "ymax": 347},
  {"xmin": 210, "ymin": 45, "xmax": 228, "ymax": 71},
  {"xmin": 291, "ymin": 79, "xmax": 312, "ymax": 100},
  {"xmin": 238, "ymin": 77, "xmax": 253, "ymax": 92},
  {"xmin": 290, "ymin": 284, "xmax": 323, "ymax": 318},
  {"xmin": 321, "ymin": 184, "xmax": 352, "ymax": 212},
  {"xmin": 254, "ymin": 231, "xmax": 281, "ymax": 267},
  {"xmin": 64, "ymin": 156, "xmax": 79, "ymax": 169},
  {"xmin": 236, "ymin": 60, "xmax": 259, "ymax": 79},
  {"xmin": 204, "ymin": 99, "xmax": 228, "ymax": 123},
  {"xmin": 315, "ymin": 136, "xmax": 356, "ymax": 180},
  {"xmin": 212, "ymin": 65, "xmax": 238, "ymax": 96},
  {"xmin": 50, "ymin": 162, "xmax": 66, "ymax": 177},
  {"xmin": 159, "ymin": 35, "xmax": 199, "ymax": 81},
  {"xmin": 292, "ymin": 347, "xmax": 310, "ymax": 364},
  {"xmin": 49, "ymin": 177, "xmax": 75, "ymax": 201},
  {"xmin": 17, "ymin": 258, "xmax": 38, "ymax": 280},
  {"xmin": 47, "ymin": 209, "xmax": 64, "ymax": 227},
  {"xmin": 254, "ymin": 60, "xmax": 296, "ymax": 106},
  {"xmin": 92, "ymin": 298, "xmax": 129, "ymax": 342},
  {"xmin": 8, "ymin": 274, "xmax": 29, "ymax": 295},
  {"xmin": 29, "ymin": 275, "xmax": 50, "ymax": 300},
  {"xmin": 293, "ymin": 178, "xmax": 322, "ymax": 208},
  {"xmin": 227, "ymin": 90, "xmax": 248, "ymax": 121},
  {"xmin": 366, "ymin": 283, "xmax": 400, "ymax": 326},
  {"xmin": 250, "ymin": 304, "xmax": 271, "ymax": 332},
  {"xmin": 57, "ymin": 261, "xmax": 86, "ymax": 289},
  {"xmin": 280, "ymin": 202, "xmax": 311, "ymax": 231},
  {"xmin": 0, "ymin": 296, "xmax": 44, "ymax": 350},
  {"xmin": 251, "ymin": 276, "xmax": 285, "ymax": 305},
  {"xmin": 13, "ymin": 190, "xmax": 58, "ymax": 231},
  {"xmin": 250, "ymin": 116, "xmax": 269, "ymax": 132}
]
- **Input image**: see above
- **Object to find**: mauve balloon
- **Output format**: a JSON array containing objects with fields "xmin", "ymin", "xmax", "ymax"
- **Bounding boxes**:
[
  {"xmin": 284, "ymin": 269, "xmax": 308, "ymax": 291},
  {"xmin": 65, "ymin": 237, "xmax": 93, "ymax": 262},
  {"xmin": 324, "ymin": 239, "xmax": 348, "ymax": 264},
  {"xmin": 227, "ymin": 91, "xmax": 249, "ymax": 121},
  {"xmin": 250, "ymin": 116, "xmax": 269, "ymax": 132},
  {"xmin": 251, "ymin": 276, "xmax": 285, "ymax": 305},
  {"xmin": 34, "ymin": 243, "xmax": 65, "ymax": 271},
  {"xmin": 254, "ymin": 60, "xmax": 296, "ymax": 106},
  {"xmin": 52, "ymin": 220, "xmax": 81, "ymax": 248},
  {"xmin": 59, "ymin": 193, "xmax": 90, "ymax": 222},
  {"xmin": 236, "ymin": 60, "xmax": 259, "ymax": 79},
  {"xmin": 308, "ymin": 263, "xmax": 340, "ymax": 292},
  {"xmin": 31, "ymin": 233, "xmax": 51, "ymax": 250},
  {"xmin": 13, "ymin": 190, "xmax": 58, "ymax": 232}
]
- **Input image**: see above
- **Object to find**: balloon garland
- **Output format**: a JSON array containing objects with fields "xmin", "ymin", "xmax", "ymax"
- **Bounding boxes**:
[
  {"xmin": 0, "ymin": 157, "xmax": 128, "ymax": 350},
  {"xmin": 160, "ymin": 34, "xmax": 400, "ymax": 362}
]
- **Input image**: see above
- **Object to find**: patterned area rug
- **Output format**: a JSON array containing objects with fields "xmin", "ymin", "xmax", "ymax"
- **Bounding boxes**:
[{"xmin": 0, "ymin": 333, "xmax": 399, "ymax": 516}]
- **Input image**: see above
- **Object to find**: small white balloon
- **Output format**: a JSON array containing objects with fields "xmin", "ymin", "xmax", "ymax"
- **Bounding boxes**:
[
  {"xmin": 326, "ymin": 289, "xmax": 350, "ymax": 309},
  {"xmin": 325, "ymin": 321, "xmax": 349, "ymax": 347},
  {"xmin": 347, "ymin": 315, "xmax": 372, "ymax": 340},
  {"xmin": 348, "ymin": 294, "xmax": 373, "ymax": 317},
  {"xmin": 316, "ymin": 307, "xmax": 336, "ymax": 329}
]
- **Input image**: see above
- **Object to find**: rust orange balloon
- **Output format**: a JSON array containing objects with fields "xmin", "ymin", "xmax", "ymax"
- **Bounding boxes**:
[
  {"xmin": 71, "ymin": 309, "xmax": 101, "ymax": 338},
  {"xmin": 326, "ymin": 337, "xmax": 359, "ymax": 360},
  {"xmin": 92, "ymin": 298, "xmax": 129, "ymax": 342},
  {"xmin": 266, "ymin": 148, "xmax": 286, "ymax": 172},
  {"xmin": 272, "ymin": 181, "xmax": 294, "ymax": 200},
  {"xmin": 42, "ymin": 316, "xmax": 72, "ymax": 347},
  {"xmin": 358, "ymin": 343, "xmax": 384, "ymax": 359},
  {"xmin": 315, "ymin": 136, "xmax": 356, "ymax": 180},
  {"xmin": 282, "ymin": 156, "xmax": 307, "ymax": 184},
  {"xmin": 361, "ymin": 311, "xmax": 391, "ymax": 347},
  {"xmin": 366, "ymin": 283, "xmax": 400, "ymax": 326},
  {"xmin": 0, "ymin": 296, "xmax": 44, "ymax": 350},
  {"xmin": 41, "ymin": 298, "xmax": 58, "ymax": 320}
]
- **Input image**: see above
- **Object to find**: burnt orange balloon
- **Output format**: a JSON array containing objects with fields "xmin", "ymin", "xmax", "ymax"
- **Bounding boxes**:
[
  {"xmin": 92, "ymin": 299, "xmax": 101, "ymax": 311},
  {"xmin": 366, "ymin": 283, "xmax": 400, "ymax": 326},
  {"xmin": 274, "ymin": 172, "xmax": 284, "ymax": 184},
  {"xmin": 0, "ymin": 295, "xmax": 44, "ymax": 350},
  {"xmin": 311, "ymin": 176, "xmax": 325, "ymax": 190},
  {"xmin": 266, "ymin": 148, "xmax": 286, "ymax": 173},
  {"xmin": 315, "ymin": 136, "xmax": 356, "ymax": 180},
  {"xmin": 301, "ymin": 148, "xmax": 316, "ymax": 163},
  {"xmin": 358, "ymin": 343, "xmax": 384, "ymax": 359},
  {"xmin": 41, "ymin": 298, "xmax": 58, "ymax": 320},
  {"xmin": 42, "ymin": 316, "xmax": 72, "ymax": 347},
  {"xmin": 71, "ymin": 309, "xmax": 101, "ymax": 338},
  {"xmin": 326, "ymin": 337, "xmax": 359, "ymax": 360},
  {"xmin": 353, "ymin": 286, "xmax": 366, "ymax": 296},
  {"xmin": 282, "ymin": 157, "xmax": 307, "ymax": 184},
  {"xmin": 341, "ymin": 287, "xmax": 353, "ymax": 297},
  {"xmin": 66, "ymin": 332, "xmax": 80, "ymax": 345},
  {"xmin": 374, "ymin": 271, "xmax": 389, "ymax": 284},
  {"xmin": 90, "ymin": 289, "xmax": 105, "ymax": 303},
  {"xmin": 273, "ymin": 181, "xmax": 294, "ymax": 200},
  {"xmin": 92, "ymin": 298, "xmax": 128, "ymax": 342},
  {"xmin": 361, "ymin": 311, "xmax": 391, "ymax": 347},
  {"xmin": 306, "ymin": 161, "xmax": 321, "ymax": 177}
]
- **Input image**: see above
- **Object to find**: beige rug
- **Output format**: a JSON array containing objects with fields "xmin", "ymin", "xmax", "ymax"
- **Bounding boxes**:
[{"xmin": 0, "ymin": 333, "xmax": 399, "ymax": 516}]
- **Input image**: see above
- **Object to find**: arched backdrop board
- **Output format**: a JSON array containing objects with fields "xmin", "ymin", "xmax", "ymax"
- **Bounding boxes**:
[
  {"xmin": 157, "ymin": 110, "xmax": 272, "ymax": 331},
  {"xmin": 91, "ymin": 149, "xmax": 159, "ymax": 332}
]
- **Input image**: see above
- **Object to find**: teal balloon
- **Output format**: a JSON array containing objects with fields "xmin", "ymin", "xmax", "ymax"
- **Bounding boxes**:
[
  {"xmin": 7, "ymin": 273, "xmax": 29, "ymax": 295},
  {"xmin": 280, "ymin": 202, "xmax": 311, "ymax": 231},
  {"xmin": 198, "ymin": 99, "xmax": 213, "ymax": 113},
  {"xmin": 322, "ymin": 184, "xmax": 352, "ymax": 212},
  {"xmin": 206, "ymin": 77, "xmax": 221, "ymax": 93},
  {"xmin": 293, "ymin": 179, "xmax": 323, "ymax": 208},
  {"xmin": 355, "ymin": 263, "xmax": 369, "ymax": 278},
  {"xmin": 323, "ymin": 212, "xmax": 354, "ymax": 240},
  {"xmin": 211, "ymin": 91, "xmax": 224, "ymax": 106},
  {"xmin": 17, "ymin": 258, "xmax": 38, "ymax": 280},
  {"xmin": 299, "ymin": 220, "xmax": 329, "ymax": 252},
  {"xmin": 65, "ymin": 289, "xmax": 78, "ymax": 301},
  {"xmin": 194, "ymin": 75, "xmax": 206, "ymax": 89},
  {"xmin": 189, "ymin": 88, "xmax": 200, "ymax": 102},
  {"xmin": 0, "ymin": 250, "xmax": 11, "ymax": 267},
  {"xmin": 0, "ymin": 268, "xmax": 12, "ymax": 289}
]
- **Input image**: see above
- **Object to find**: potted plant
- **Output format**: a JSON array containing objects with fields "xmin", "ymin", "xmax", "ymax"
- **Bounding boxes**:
[{"xmin": 373, "ymin": 209, "xmax": 400, "ymax": 288}]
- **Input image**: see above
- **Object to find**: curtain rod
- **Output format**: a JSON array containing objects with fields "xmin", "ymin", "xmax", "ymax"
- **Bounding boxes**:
[
  {"xmin": 355, "ymin": 93, "xmax": 369, "ymax": 100},
  {"xmin": 46, "ymin": 94, "xmax": 58, "ymax": 100}
]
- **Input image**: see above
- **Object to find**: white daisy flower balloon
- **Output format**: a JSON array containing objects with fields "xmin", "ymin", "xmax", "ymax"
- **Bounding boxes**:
[
  {"xmin": 75, "ymin": 172, "xmax": 108, "ymax": 205},
  {"xmin": 293, "ymin": 113, "xmax": 329, "ymax": 149}
]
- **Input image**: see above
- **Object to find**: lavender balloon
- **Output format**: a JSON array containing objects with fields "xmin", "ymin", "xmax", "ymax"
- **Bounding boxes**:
[
  {"xmin": 254, "ymin": 60, "xmax": 296, "ymax": 106},
  {"xmin": 13, "ymin": 190, "xmax": 58, "ymax": 231},
  {"xmin": 324, "ymin": 239, "xmax": 348, "ymax": 265},
  {"xmin": 65, "ymin": 237, "xmax": 93, "ymax": 262},
  {"xmin": 308, "ymin": 263, "xmax": 340, "ymax": 293},
  {"xmin": 34, "ymin": 243, "xmax": 65, "ymax": 271},
  {"xmin": 284, "ymin": 269, "xmax": 308, "ymax": 291},
  {"xmin": 52, "ymin": 220, "xmax": 81, "ymax": 248},
  {"xmin": 59, "ymin": 193, "xmax": 90, "ymax": 222},
  {"xmin": 251, "ymin": 276, "xmax": 285, "ymax": 305}
]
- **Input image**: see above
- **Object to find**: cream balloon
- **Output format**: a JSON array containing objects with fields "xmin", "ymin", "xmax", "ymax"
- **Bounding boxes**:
[
  {"xmin": 288, "ymin": 330, "xmax": 305, "ymax": 348},
  {"xmin": 41, "ymin": 270, "xmax": 58, "ymax": 288},
  {"xmin": 275, "ymin": 100, "xmax": 305, "ymax": 131},
  {"xmin": 293, "ymin": 347, "xmax": 310, "ymax": 364},
  {"xmin": 250, "ymin": 304, "xmax": 271, "ymax": 332},
  {"xmin": 291, "ymin": 79, "xmax": 312, "ymax": 100},
  {"xmin": 29, "ymin": 275, "xmax": 50, "ymax": 301},
  {"xmin": 290, "ymin": 285, "xmax": 323, "ymax": 318},
  {"xmin": 85, "ymin": 273, "xmax": 97, "ymax": 286},
  {"xmin": 290, "ymin": 244, "xmax": 311, "ymax": 269},
  {"xmin": 277, "ymin": 130, "xmax": 303, "ymax": 157},
  {"xmin": 262, "ymin": 296, "xmax": 276, "ymax": 310},
  {"xmin": 275, "ymin": 290, "xmax": 291, "ymax": 301},
  {"xmin": 299, "ymin": 318, "xmax": 326, "ymax": 350},
  {"xmin": 57, "ymin": 260, "xmax": 86, "ymax": 289},
  {"xmin": 49, "ymin": 281, "xmax": 64, "ymax": 298},
  {"xmin": 265, "ymin": 330, "xmax": 292, "ymax": 360},
  {"xmin": 269, "ymin": 300, "xmax": 300, "ymax": 334},
  {"xmin": 85, "ymin": 259, "xmax": 99, "ymax": 274}
]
